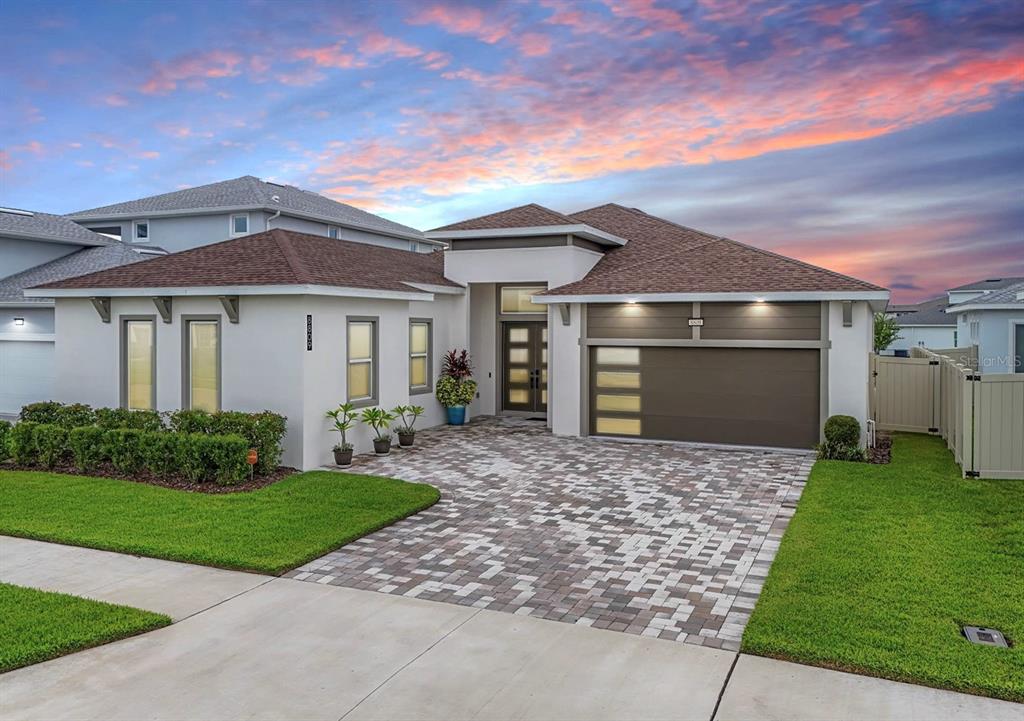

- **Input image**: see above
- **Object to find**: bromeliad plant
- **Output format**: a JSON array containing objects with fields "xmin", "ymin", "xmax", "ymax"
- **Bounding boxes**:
[
  {"xmin": 436, "ymin": 349, "xmax": 477, "ymax": 426},
  {"xmin": 360, "ymin": 406, "xmax": 396, "ymax": 454},
  {"xmin": 325, "ymin": 402, "xmax": 358, "ymax": 465},
  {"xmin": 392, "ymin": 405, "xmax": 425, "ymax": 447}
]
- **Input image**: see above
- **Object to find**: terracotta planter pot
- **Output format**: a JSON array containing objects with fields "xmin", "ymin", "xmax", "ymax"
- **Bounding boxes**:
[
  {"xmin": 373, "ymin": 437, "xmax": 392, "ymax": 455},
  {"xmin": 398, "ymin": 431, "xmax": 415, "ymax": 447},
  {"xmin": 333, "ymin": 448, "xmax": 353, "ymax": 466}
]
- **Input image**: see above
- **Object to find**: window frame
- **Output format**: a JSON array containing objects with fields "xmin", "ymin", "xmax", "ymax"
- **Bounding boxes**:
[
  {"xmin": 497, "ymin": 283, "xmax": 548, "ymax": 316},
  {"xmin": 181, "ymin": 315, "xmax": 222, "ymax": 412},
  {"xmin": 346, "ymin": 316, "xmax": 378, "ymax": 407},
  {"xmin": 328, "ymin": 225, "xmax": 341, "ymax": 239},
  {"xmin": 133, "ymin": 219, "xmax": 150, "ymax": 243},
  {"xmin": 409, "ymin": 318, "xmax": 433, "ymax": 395},
  {"xmin": 120, "ymin": 315, "xmax": 157, "ymax": 411},
  {"xmin": 230, "ymin": 213, "xmax": 250, "ymax": 236}
]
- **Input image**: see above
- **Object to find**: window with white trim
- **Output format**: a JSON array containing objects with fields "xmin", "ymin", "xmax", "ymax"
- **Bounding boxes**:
[
  {"xmin": 347, "ymin": 318, "xmax": 377, "ymax": 405},
  {"xmin": 231, "ymin": 213, "xmax": 249, "ymax": 235},
  {"xmin": 133, "ymin": 220, "xmax": 149, "ymax": 242}
]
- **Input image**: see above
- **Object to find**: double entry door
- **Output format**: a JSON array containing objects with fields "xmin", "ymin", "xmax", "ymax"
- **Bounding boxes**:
[{"xmin": 502, "ymin": 321, "xmax": 547, "ymax": 413}]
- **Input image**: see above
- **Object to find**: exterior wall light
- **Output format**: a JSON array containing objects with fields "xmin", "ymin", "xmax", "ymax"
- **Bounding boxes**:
[{"xmin": 13, "ymin": 318, "xmax": 25, "ymax": 326}]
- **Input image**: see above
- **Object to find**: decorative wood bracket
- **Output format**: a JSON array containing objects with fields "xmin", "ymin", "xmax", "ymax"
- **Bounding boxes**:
[
  {"xmin": 219, "ymin": 295, "xmax": 240, "ymax": 323},
  {"xmin": 559, "ymin": 303, "xmax": 571, "ymax": 326},
  {"xmin": 89, "ymin": 297, "xmax": 111, "ymax": 323},
  {"xmin": 152, "ymin": 296, "xmax": 172, "ymax": 324}
]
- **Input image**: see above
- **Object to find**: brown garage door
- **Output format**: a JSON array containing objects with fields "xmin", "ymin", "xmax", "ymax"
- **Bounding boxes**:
[{"xmin": 590, "ymin": 347, "xmax": 820, "ymax": 448}]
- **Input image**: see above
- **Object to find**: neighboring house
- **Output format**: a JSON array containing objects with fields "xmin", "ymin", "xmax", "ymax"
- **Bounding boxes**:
[
  {"xmin": 946, "ymin": 280, "xmax": 1024, "ymax": 374},
  {"xmin": 948, "ymin": 278, "xmax": 1024, "ymax": 366},
  {"xmin": 29, "ymin": 204, "xmax": 889, "ymax": 469},
  {"xmin": 885, "ymin": 296, "xmax": 956, "ymax": 354},
  {"xmin": 66, "ymin": 175, "xmax": 444, "ymax": 255},
  {"xmin": 0, "ymin": 208, "xmax": 157, "ymax": 413}
]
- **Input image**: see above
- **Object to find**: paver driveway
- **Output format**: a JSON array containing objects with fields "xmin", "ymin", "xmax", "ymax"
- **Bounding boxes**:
[{"xmin": 286, "ymin": 417, "xmax": 813, "ymax": 650}]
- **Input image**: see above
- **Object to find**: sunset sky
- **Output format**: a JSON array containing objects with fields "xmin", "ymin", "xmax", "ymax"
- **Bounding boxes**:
[{"xmin": 2, "ymin": 0, "xmax": 1021, "ymax": 303}]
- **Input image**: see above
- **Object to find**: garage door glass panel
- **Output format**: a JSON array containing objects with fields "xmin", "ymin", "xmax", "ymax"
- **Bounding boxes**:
[
  {"xmin": 189, "ymin": 321, "xmax": 219, "ymax": 412},
  {"xmin": 596, "ymin": 371, "xmax": 640, "ymax": 389},
  {"xmin": 596, "ymin": 347, "xmax": 639, "ymax": 365},
  {"xmin": 596, "ymin": 394, "xmax": 641, "ymax": 412},
  {"xmin": 595, "ymin": 417, "xmax": 641, "ymax": 435},
  {"xmin": 126, "ymin": 320, "xmax": 154, "ymax": 410}
]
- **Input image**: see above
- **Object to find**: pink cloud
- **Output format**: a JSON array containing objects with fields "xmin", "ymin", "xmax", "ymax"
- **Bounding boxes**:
[
  {"xmin": 104, "ymin": 93, "xmax": 130, "ymax": 107},
  {"xmin": 408, "ymin": 3, "xmax": 511, "ymax": 44},
  {"xmin": 519, "ymin": 33, "xmax": 552, "ymax": 57},
  {"xmin": 812, "ymin": 3, "xmax": 862, "ymax": 26},
  {"xmin": 140, "ymin": 49, "xmax": 243, "ymax": 94}
]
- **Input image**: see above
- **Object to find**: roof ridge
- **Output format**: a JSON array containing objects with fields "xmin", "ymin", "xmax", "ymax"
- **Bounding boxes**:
[{"xmin": 715, "ymin": 236, "xmax": 884, "ymax": 290}]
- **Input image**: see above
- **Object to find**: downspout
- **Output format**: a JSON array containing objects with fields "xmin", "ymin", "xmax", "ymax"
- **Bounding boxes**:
[{"xmin": 267, "ymin": 209, "xmax": 281, "ymax": 229}]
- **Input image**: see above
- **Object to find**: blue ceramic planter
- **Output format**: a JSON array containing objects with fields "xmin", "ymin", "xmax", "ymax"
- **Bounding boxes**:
[{"xmin": 446, "ymin": 405, "xmax": 466, "ymax": 425}]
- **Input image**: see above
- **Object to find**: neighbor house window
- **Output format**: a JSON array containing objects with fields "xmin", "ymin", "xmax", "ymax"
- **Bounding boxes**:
[
  {"xmin": 184, "ymin": 318, "xmax": 220, "ymax": 412},
  {"xmin": 409, "ymin": 319, "xmax": 432, "ymax": 393},
  {"xmin": 347, "ymin": 318, "xmax": 377, "ymax": 404},
  {"xmin": 133, "ymin": 220, "xmax": 149, "ymax": 242},
  {"xmin": 328, "ymin": 226, "xmax": 340, "ymax": 239},
  {"xmin": 500, "ymin": 285, "xmax": 546, "ymax": 314},
  {"xmin": 231, "ymin": 213, "xmax": 249, "ymax": 235},
  {"xmin": 122, "ymin": 318, "xmax": 155, "ymax": 410}
]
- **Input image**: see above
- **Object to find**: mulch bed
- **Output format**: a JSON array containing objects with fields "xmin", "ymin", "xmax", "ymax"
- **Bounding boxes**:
[
  {"xmin": 1, "ymin": 460, "xmax": 297, "ymax": 494},
  {"xmin": 868, "ymin": 432, "xmax": 892, "ymax": 465}
]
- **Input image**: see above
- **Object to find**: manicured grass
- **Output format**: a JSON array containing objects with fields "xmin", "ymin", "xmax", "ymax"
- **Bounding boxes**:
[
  {"xmin": 0, "ymin": 582, "xmax": 170, "ymax": 672},
  {"xmin": 742, "ymin": 433, "xmax": 1023, "ymax": 702},
  {"xmin": 0, "ymin": 470, "xmax": 440, "ymax": 575}
]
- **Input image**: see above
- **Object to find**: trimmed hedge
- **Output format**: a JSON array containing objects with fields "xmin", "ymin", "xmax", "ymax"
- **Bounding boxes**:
[
  {"xmin": 19, "ymin": 402, "xmax": 62, "ymax": 425},
  {"xmin": 141, "ymin": 432, "xmax": 180, "ymax": 477},
  {"xmin": 824, "ymin": 415, "xmax": 861, "ymax": 446},
  {"xmin": 10, "ymin": 422, "xmax": 38, "ymax": 465},
  {"xmin": 169, "ymin": 409, "xmax": 285, "ymax": 475},
  {"xmin": 34, "ymin": 424, "xmax": 68, "ymax": 469},
  {"xmin": 95, "ymin": 407, "xmax": 164, "ymax": 432},
  {"xmin": 104, "ymin": 429, "xmax": 146, "ymax": 475},
  {"xmin": 69, "ymin": 426, "xmax": 106, "ymax": 473},
  {"xmin": 0, "ymin": 421, "xmax": 10, "ymax": 463}
]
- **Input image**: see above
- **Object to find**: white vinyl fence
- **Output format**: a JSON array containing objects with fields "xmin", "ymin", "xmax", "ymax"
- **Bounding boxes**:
[{"xmin": 871, "ymin": 348, "xmax": 1024, "ymax": 479}]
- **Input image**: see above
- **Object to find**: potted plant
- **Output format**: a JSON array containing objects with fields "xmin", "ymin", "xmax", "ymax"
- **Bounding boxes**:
[
  {"xmin": 360, "ymin": 406, "xmax": 395, "ymax": 454},
  {"xmin": 325, "ymin": 402, "xmax": 357, "ymax": 465},
  {"xmin": 436, "ymin": 349, "xmax": 477, "ymax": 426},
  {"xmin": 393, "ymin": 404, "xmax": 424, "ymax": 447}
]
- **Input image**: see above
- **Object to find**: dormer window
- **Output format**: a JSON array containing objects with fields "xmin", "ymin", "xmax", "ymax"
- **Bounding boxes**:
[
  {"xmin": 231, "ymin": 213, "xmax": 249, "ymax": 236},
  {"xmin": 133, "ymin": 220, "xmax": 149, "ymax": 242}
]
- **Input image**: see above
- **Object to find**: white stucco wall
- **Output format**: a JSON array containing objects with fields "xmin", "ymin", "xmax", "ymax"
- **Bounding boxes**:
[
  {"xmin": 887, "ymin": 325, "xmax": 956, "ymax": 353},
  {"xmin": 955, "ymin": 308, "xmax": 1024, "ymax": 374},
  {"xmin": 444, "ymin": 246, "xmax": 603, "ymax": 289},
  {"xmin": 549, "ymin": 302, "xmax": 584, "ymax": 436},
  {"xmin": 827, "ymin": 300, "xmax": 873, "ymax": 443}
]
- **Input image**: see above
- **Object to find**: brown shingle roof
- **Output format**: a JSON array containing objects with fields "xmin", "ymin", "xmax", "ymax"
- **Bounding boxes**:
[
  {"xmin": 33, "ymin": 229, "xmax": 457, "ymax": 293},
  {"xmin": 540, "ymin": 204, "xmax": 885, "ymax": 295},
  {"xmin": 432, "ymin": 203, "xmax": 577, "ymax": 231}
]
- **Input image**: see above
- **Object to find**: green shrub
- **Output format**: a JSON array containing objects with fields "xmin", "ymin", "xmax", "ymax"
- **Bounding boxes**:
[
  {"xmin": 213, "ymin": 411, "xmax": 286, "ymax": 474},
  {"xmin": 95, "ymin": 407, "xmax": 164, "ymax": 432},
  {"xmin": 0, "ymin": 420, "xmax": 10, "ymax": 462},
  {"xmin": 54, "ymin": 403, "xmax": 96, "ymax": 429},
  {"xmin": 817, "ymin": 440, "xmax": 867, "ymax": 462},
  {"xmin": 169, "ymin": 409, "xmax": 214, "ymax": 435},
  {"xmin": 141, "ymin": 431, "xmax": 180, "ymax": 477},
  {"xmin": 176, "ymin": 433, "xmax": 209, "ymax": 483},
  {"xmin": 10, "ymin": 422, "xmax": 39, "ymax": 465},
  {"xmin": 104, "ymin": 429, "xmax": 146, "ymax": 475},
  {"xmin": 203, "ymin": 433, "xmax": 249, "ymax": 485},
  {"xmin": 34, "ymin": 424, "xmax": 69, "ymax": 469},
  {"xmin": 19, "ymin": 402, "xmax": 62, "ymax": 425},
  {"xmin": 435, "ymin": 376, "xmax": 477, "ymax": 407},
  {"xmin": 824, "ymin": 415, "xmax": 861, "ymax": 447},
  {"xmin": 69, "ymin": 426, "xmax": 107, "ymax": 473}
]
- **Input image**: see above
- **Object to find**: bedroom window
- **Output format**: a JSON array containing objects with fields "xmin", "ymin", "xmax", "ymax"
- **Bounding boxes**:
[
  {"xmin": 133, "ymin": 220, "xmax": 149, "ymax": 242},
  {"xmin": 231, "ymin": 214, "xmax": 249, "ymax": 235},
  {"xmin": 347, "ymin": 318, "xmax": 377, "ymax": 405},
  {"xmin": 122, "ymin": 318, "xmax": 155, "ymax": 410},
  {"xmin": 184, "ymin": 319, "xmax": 220, "ymax": 412},
  {"xmin": 409, "ymin": 319, "xmax": 432, "ymax": 393}
]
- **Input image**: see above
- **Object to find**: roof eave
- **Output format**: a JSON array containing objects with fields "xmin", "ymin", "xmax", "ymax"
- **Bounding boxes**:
[
  {"xmin": 534, "ymin": 290, "xmax": 891, "ymax": 306},
  {"xmin": 0, "ymin": 229, "xmax": 109, "ymax": 247},
  {"xmin": 946, "ymin": 303, "xmax": 1024, "ymax": 314},
  {"xmin": 425, "ymin": 224, "xmax": 628, "ymax": 247},
  {"xmin": 25, "ymin": 284, "xmax": 435, "ymax": 302}
]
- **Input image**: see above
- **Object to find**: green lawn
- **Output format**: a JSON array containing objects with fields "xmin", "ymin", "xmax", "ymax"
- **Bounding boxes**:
[
  {"xmin": 742, "ymin": 433, "xmax": 1023, "ymax": 702},
  {"xmin": 0, "ymin": 470, "xmax": 440, "ymax": 575},
  {"xmin": 0, "ymin": 582, "xmax": 170, "ymax": 672}
]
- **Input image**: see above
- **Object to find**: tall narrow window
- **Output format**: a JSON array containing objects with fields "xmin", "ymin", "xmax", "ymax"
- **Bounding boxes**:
[
  {"xmin": 123, "ymin": 319, "xmax": 155, "ymax": 410},
  {"xmin": 328, "ymin": 226, "xmax": 340, "ymax": 239},
  {"xmin": 185, "ymin": 319, "xmax": 220, "ymax": 412},
  {"xmin": 409, "ymin": 319, "xmax": 432, "ymax": 393},
  {"xmin": 347, "ymin": 318, "xmax": 377, "ymax": 404}
]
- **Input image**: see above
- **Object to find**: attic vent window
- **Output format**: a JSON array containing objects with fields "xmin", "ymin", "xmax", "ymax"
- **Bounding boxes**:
[{"xmin": 962, "ymin": 626, "xmax": 1009, "ymax": 647}]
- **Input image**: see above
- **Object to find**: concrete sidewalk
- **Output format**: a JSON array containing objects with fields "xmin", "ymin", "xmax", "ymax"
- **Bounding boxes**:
[{"xmin": 1, "ymin": 538, "xmax": 1019, "ymax": 720}]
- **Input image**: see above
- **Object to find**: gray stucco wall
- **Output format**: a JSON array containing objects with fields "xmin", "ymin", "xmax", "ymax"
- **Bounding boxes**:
[
  {"xmin": 0, "ymin": 236, "xmax": 79, "ymax": 278},
  {"xmin": 1, "ymin": 306, "xmax": 54, "ymax": 334},
  {"xmin": 267, "ymin": 213, "xmax": 421, "ymax": 252}
]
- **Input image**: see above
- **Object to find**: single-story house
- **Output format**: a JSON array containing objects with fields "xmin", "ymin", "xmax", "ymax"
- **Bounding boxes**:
[
  {"xmin": 29, "ymin": 203, "xmax": 889, "ymax": 469},
  {"xmin": 0, "ymin": 207, "xmax": 159, "ymax": 413},
  {"xmin": 885, "ymin": 296, "xmax": 956, "ymax": 354},
  {"xmin": 946, "ymin": 280, "xmax": 1024, "ymax": 374}
]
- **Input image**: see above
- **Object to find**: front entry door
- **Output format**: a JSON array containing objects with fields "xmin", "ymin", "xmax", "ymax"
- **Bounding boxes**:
[{"xmin": 502, "ymin": 322, "xmax": 547, "ymax": 413}]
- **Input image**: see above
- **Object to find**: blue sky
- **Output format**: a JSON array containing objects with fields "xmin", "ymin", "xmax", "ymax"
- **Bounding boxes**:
[{"xmin": 2, "ymin": 0, "xmax": 1022, "ymax": 301}]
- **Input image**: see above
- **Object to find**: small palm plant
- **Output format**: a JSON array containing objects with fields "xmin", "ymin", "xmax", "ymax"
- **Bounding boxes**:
[
  {"xmin": 360, "ymin": 406, "xmax": 396, "ymax": 454},
  {"xmin": 393, "ymin": 404, "xmax": 425, "ymax": 447},
  {"xmin": 325, "ymin": 402, "xmax": 358, "ymax": 465}
]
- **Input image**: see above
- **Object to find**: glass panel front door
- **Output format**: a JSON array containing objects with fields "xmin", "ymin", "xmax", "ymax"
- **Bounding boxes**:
[{"xmin": 502, "ymin": 321, "xmax": 547, "ymax": 412}]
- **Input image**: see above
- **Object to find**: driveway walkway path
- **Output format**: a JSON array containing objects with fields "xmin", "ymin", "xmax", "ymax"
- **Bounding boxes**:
[{"xmin": 287, "ymin": 417, "xmax": 813, "ymax": 651}]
